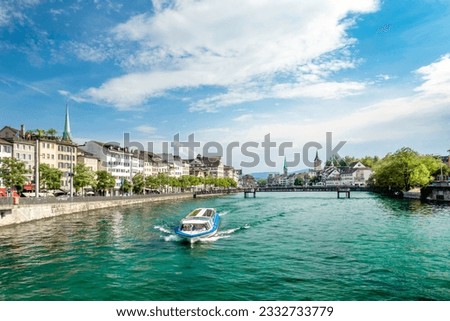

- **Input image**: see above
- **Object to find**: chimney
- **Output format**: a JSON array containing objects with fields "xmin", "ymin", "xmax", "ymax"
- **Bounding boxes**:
[{"xmin": 20, "ymin": 124, "xmax": 25, "ymax": 138}]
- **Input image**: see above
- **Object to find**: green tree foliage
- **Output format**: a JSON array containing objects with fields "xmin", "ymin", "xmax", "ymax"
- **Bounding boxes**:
[
  {"xmin": 34, "ymin": 129, "xmax": 46, "ymax": 138},
  {"xmin": 145, "ymin": 175, "xmax": 159, "ymax": 190},
  {"xmin": 132, "ymin": 173, "xmax": 145, "ymax": 194},
  {"xmin": 39, "ymin": 164, "xmax": 63, "ymax": 190},
  {"xmin": 142, "ymin": 174, "xmax": 236, "ymax": 193},
  {"xmin": 96, "ymin": 170, "xmax": 116, "ymax": 194},
  {"xmin": 359, "ymin": 156, "xmax": 380, "ymax": 168},
  {"xmin": 257, "ymin": 178, "xmax": 267, "ymax": 186},
  {"xmin": 0, "ymin": 157, "xmax": 30, "ymax": 192},
  {"xmin": 294, "ymin": 177, "xmax": 304, "ymax": 186},
  {"xmin": 177, "ymin": 175, "xmax": 192, "ymax": 190},
  {"xmin": 371, "ymin": 147, "xmax": 443, "ymax": 191},
  {"xmin": 120, "ymin": 179, "xmax": 132, "ymax": 194},
  {"xmin": 73, "ymin": 164, "xmax": 96, "ymax": 194},
  {"xmin": 46, "ymin": 128, "xmax": 58, "ymax": 137}
]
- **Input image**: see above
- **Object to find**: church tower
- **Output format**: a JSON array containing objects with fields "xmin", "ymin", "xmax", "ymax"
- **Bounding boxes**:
[
  {"xmin": 314, "ymin": 150, "xmax": 322, "ymax": 171},
  {"xmin": 62, "ymin": 103, "xmax": 72, "ymax": 141}
]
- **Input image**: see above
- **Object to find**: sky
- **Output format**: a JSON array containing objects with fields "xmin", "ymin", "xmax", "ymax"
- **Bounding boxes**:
[{"xmin": 1, "ymin": 0, "xmax": 449, "ymax": 173}]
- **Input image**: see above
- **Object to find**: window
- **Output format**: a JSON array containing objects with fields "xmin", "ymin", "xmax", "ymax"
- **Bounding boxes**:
[{"xmin": 28, "ymin": 154, "xmax": 31, "ymax": 160}]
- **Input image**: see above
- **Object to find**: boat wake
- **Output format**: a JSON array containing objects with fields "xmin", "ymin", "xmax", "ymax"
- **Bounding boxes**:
[
  {"xmin": 154, "ymin": 223, "xmax": 250, "ymax": 244},
  {"xmin": 154, "ymin": 225, "xmax": 172, "ymax": 234}
]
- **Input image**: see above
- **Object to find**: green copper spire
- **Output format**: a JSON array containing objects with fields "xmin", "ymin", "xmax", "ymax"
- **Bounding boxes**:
[
  {"xmin": 62, "ymin": 103, "xmax": 72, "ymax": 141},
  {"xmin": 283, "ymin": 156, "xmax": 288, "ymax": 176}
]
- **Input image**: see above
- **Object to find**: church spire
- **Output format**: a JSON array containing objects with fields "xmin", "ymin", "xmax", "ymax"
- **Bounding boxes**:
[
  {"xmin": 283, "ymin": 156, "xmax": 288, "ymax": 176},
  {"xmin": 62, "ymin": 102, "xmax": 72, "ymax": 141},
  {"xmin": 314, "ymin": 150, "xmax": 322, "ymax": 171}
]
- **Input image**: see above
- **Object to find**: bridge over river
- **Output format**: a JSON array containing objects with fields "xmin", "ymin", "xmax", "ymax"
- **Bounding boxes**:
[{"xmin": 243, "ymin": 186, "xmax": 370, "ymax": 198}]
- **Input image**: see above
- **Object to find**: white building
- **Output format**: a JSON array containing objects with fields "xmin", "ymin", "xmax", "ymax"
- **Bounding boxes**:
[
  {"xmin": 80, "ymin": 141, "xmax": 144, "ymax": 193},
  {"xmin": 340, "ymin": 162, "xmax": 373, "ymax": 187}
]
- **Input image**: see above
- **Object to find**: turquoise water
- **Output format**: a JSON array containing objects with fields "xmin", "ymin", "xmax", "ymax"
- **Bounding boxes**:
[{"xmin": 0, "ymin": 192, "xmax": 449, "ymax": 301}]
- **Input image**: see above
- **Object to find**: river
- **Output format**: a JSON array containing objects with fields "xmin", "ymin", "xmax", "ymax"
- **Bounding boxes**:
[{"xmin": 0, "ymin": 192, "xmax": 448, "ymax": 300}]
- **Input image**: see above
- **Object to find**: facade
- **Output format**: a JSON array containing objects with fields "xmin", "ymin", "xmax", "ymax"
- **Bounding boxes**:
[
  {"xmin": 224, "ymin": 165, "xmax": 240, "ymax": 184},
  {"xmin": 0, "ymin": 126, "xmax": 37, "ymax": 183},
  {"xmin": 77, "ymin": 150, "xmax": 101, "ymax": 172},
  {"xmin": 240, "ymin": 174, "xmax": 256, "ymax": 188},
  {"xmin": 188, "ymin": 155, "xmax": 225, "ymax": 178},
  {"xmin": 39, "ymin": 139, "xmax": 78, "ymax": 190},
  {"xmin": 322, "ymin": 162, "xmax": 373, "ymax": 187},
  {"xmin": 80, "ymin": 141, "xmax": 136, "ymax": 193}
]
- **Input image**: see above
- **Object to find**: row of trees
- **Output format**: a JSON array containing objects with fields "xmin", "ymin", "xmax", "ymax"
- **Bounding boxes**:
[
  {"xmin": 24, "ymin": 128, "xmax": 59, "ymax": 139},
  {"xmin": 0, "ymin": 158, "xmax": 237, "ymax": 195},
  {"xmin": 325, "ymin": 155, "xmax": 380, "ymax": 168}
]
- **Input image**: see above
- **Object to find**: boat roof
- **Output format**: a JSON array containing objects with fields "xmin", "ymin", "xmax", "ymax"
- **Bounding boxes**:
[
  {"xmin": 181, "ymin": 208, "xmax": 216, "ymax": 224},
  {"xmin": 186, "ymin": 208, "xmax": 216, "ymax": 218}
]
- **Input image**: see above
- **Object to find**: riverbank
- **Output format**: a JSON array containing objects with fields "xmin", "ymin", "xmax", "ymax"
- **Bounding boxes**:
[{"xmin": 0, "ymin": 192, "xmax": 232, "ymax": 228}]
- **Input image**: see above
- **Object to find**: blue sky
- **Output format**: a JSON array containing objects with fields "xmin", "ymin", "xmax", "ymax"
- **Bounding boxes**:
[{"xmin": 1, "ymin": 0, "xmax": 449, "ymax": 173}]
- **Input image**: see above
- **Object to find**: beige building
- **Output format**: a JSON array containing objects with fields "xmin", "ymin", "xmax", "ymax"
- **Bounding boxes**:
[{"xmin": 77, "ymin": 150, "xmax": 100, "ymax": 172}]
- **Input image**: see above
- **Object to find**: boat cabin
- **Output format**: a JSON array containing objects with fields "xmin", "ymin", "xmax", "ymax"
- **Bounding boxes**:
[{"xmin": 179, "ymin": 208, "xmax": 216, "ymax": 233}]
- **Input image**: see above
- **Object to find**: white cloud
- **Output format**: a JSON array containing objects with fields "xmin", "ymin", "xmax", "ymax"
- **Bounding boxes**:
[
  {"xmin": 376, "ymin": 74, "xmax": 391, "ymax": 81},
  {"xmin": 0, "ymin": 0, "xmax": 40, "ymax": 27},
  {"xmin": 135, "ymin": 125, "xmax": 157, "ymax": 135},
  {"xmin": 189, "ymin": 55, "xmax": 450, "ymax": 168},
  {"xmin": 415, "ymin": 54, "xmax": 450, "ymax": 96},
  {"xmin": 233, "ymin": 114, "xmax": 253, "ymax": 122},
  {"xmin": 82, "ymin": 0, "xmax": 379, "ymax": 110}
]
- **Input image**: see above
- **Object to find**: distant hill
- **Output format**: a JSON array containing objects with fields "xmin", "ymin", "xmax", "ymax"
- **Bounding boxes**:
[
  {"xmin": 250, "ymin": 172, "xmax": 278, "ymax": 180},
  {"xmin": 250, "ymin": 169, "xmax": 309, "ymax": 179}
]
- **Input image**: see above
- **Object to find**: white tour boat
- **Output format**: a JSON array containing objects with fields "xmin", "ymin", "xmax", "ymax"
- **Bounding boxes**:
[{"xmin": 174, "ymin": 208, "xmax": 220, "ymax": 243}]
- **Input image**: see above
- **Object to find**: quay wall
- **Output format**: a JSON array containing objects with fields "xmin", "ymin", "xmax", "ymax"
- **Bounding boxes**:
[{"xmin": 0, "ymin": 193, "xmax": 205, "ymax": 228}]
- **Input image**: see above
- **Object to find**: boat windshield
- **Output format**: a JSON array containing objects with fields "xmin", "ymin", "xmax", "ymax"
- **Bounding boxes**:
[{"xmin": 181, "ymin": 223, "xmax": 209, "ymax": 232}]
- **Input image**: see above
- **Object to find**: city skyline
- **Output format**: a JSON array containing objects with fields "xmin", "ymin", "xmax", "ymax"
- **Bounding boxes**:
[{"xmin": 1, "ymin": 0, "xmax": 449, "ymax": 172}]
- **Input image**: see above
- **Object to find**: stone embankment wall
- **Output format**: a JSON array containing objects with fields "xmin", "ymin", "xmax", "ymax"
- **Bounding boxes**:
[{"xmin": 0, "ymin": 194, "xmax": 200, "ymax": 227}]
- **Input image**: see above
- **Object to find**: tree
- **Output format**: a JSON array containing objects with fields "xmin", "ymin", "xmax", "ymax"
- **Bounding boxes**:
[
  {"xmin": 132, "ymin": 173, "xmax": 145, "ymax": 194},
  {"xmin": 359, "ymin": 156, "xmax": 379, "ymax": 168},
  {"xmin": 371, "ymin": 147, "xmax": 443, "ymax": 191},
  {"xmin": 34, "ymin": 129, "xmax": 46, "ymax": 139},
  {"xmin": 294, "ymin": 177, "xmax": 304, "ymax": 186},
  {"xmin": 188, "ymin": 175, "xmax": 202, "ymax": 189},
  {"xmin": 0, "ymin": 157, "xmax": 30, "ymax": 193},
  {"xmin": 39, "ymin": 164, "xmax": 63, "ymax": 190},
  {"xmin": 227, "ymin": 177, "xmax": 238, "ymax": 188},
  {"xmin": 257, "ymin": 178, "xmax": 267, "ymax": 186},
  {"xmin": 120, "ymin": 179, "xmax": 132, "ymax": 194},
  {"xmin": 145, "ymin": 175, "xmax": 159, "ymax": 190},
  {"xmin": 178, "ymin": 175, "xmax": 191, "ymax": 191},
  {"xmin": 73, "ymin": 164, "xmax": 96, "ymax": 195},
  {"xmin": 46, "ymin": 128, "xmax": 58, "ymax": 138},
  {"xmin": 309, "ymin": 176, "xmax": 320, "ymax": 185},
  {"xmin": 96, "ymin": 170, "xmax": 116, "ymax": 195},
  {"xmin": 156, "ymin": 173, "xmax": 169, "ymax": 192}
]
